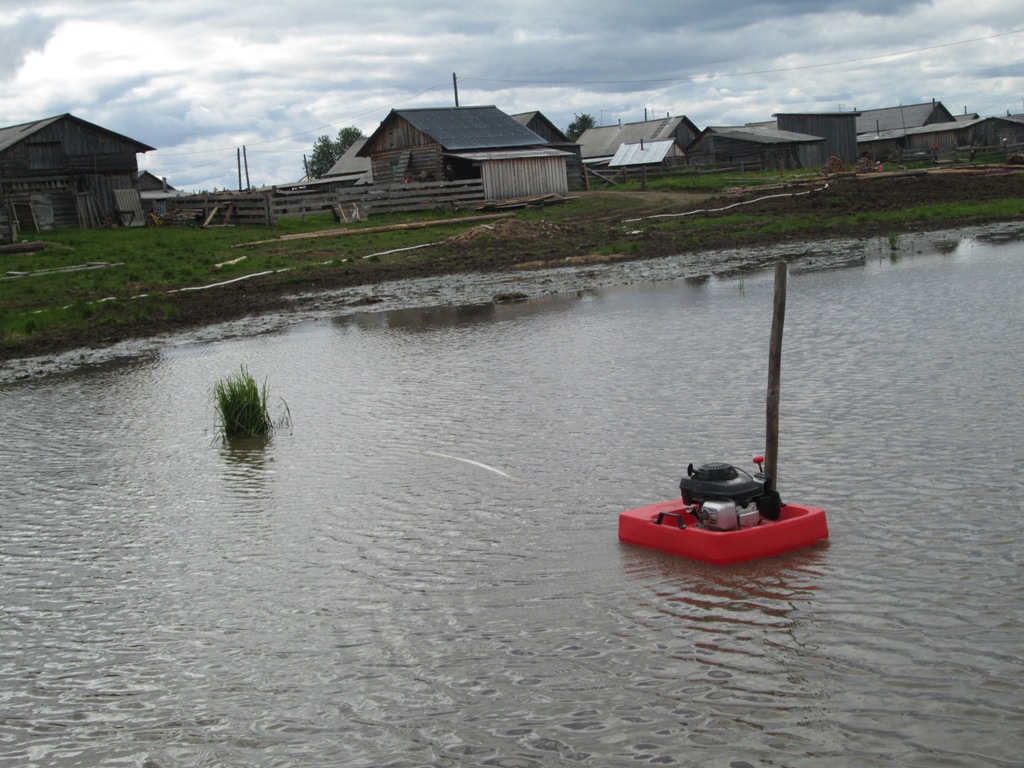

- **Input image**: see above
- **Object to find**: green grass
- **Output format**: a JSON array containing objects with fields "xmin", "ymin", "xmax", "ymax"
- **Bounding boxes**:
[
  {"xmin": 3, "ymin": 191, "xmax": 1023, "ymax": 355},
  {"xmin": 0, "ymin": 209, "xmax": 487, "ymax": 349},
  {"xmin": 213, "ymin": 366, "xmax": 286, "ymax": 439}
]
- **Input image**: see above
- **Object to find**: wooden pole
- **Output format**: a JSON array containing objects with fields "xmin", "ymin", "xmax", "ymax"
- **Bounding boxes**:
[{"xmin": 765, "ymin": 260, "xmax": 787, "ymax": 484}]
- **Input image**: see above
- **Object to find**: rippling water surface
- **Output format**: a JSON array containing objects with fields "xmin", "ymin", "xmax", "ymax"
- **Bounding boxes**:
[{"xmin": 2, "ymin": 229, "xmax": 1022, "ymax": 767}]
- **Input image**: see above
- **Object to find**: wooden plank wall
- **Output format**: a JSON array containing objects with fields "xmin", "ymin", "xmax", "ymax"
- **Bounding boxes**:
[
  {"xmin": 167, "ymin": 180, "xmax": 486, "ymax": 225},
  {"xmin": 481, "ymin": 157, "xmax": 568, "ymax": 199}
]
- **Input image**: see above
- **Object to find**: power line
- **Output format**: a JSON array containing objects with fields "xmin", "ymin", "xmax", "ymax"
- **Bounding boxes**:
[{"xmin": 461, "ymin": 27, "xmax": 1024, "ymax": 87}]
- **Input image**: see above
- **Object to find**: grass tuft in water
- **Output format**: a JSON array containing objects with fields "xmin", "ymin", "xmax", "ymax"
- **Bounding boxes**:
[{"xmin": 213, "ymin": 366, "xmax": 284, "ymax": 439}]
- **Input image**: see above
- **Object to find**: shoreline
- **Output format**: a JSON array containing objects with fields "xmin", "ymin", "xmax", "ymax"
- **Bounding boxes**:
[
  {"xmin": 2, "ymin": 169, "xmax": 1023, "ymax": 374},
  {"xmin": 3, "ymin": 219, "xmax": 1022, "ymax": 384}
]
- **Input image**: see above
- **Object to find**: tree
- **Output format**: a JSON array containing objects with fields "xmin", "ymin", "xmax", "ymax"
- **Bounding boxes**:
[
  {"xmin": 566, "ymin": 112, "xmax": 596, "ymax": 142},
  {"xmin": 305, "ymin": 125, "xmax": 364, "ymax": 179}
]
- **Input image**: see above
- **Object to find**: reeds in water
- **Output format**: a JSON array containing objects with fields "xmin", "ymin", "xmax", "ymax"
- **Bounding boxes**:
[{"xmin": 213, "ymin": 366, "xmax": 279, "ymax": 438}]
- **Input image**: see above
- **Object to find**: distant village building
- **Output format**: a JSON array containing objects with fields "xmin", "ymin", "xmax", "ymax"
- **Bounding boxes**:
[
  {"xmin": 324, "ymin": 137, "xmax": 374, "ymax": 186},
  {"xmin": 358, "ymin": 106, "xmax": 571, "ymax": 200},
  {"xmin": 855, "ymin": 101, "xmax": 956, "ymax": 136},
  {"xmin": 0, "ymin": 113, "xmax": 153, "ymax": 230},
  {"xmin": 576, "ymin": 115, "xmax": 700, "ymax": 169},
  {"xmin": 687, "ymin": 126, "xmax": 827, "ymax": 170},
  {"xmin": 774, "ymin": 112, "xmax": 859, "ymax": 165}
]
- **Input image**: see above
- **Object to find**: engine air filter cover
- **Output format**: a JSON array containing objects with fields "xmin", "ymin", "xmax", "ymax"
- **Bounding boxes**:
[{"xmin": 680, "ymin": 462, "xmax": 765, "ymax": 506}]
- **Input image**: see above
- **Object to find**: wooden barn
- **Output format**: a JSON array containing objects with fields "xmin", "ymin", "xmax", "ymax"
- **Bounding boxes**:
[
  {"xmin": 0, "ymin": 113, "xmax": 154, "ymax": 230},
  {"xmin": 686, "ymin": 126, "xmax": 826, "ymax": 170},
  {"xmin": 357, "ymin": 106, "xmax": 570, "ymax": 200},
  {"xmin": 775, "ymin": 112, "xmax": 859, "ymax": 165},
  {"xmin": 855, "ymin": 101, "xmax": 956, "ymax": 136}
]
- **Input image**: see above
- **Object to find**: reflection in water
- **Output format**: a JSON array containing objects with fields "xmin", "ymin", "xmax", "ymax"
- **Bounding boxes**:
[
  {"xmin": 1, "ymin": 229, "xmax": 1022, "ymax": 767},
  {"xmin": 220, "ymin": 434, "xmax": 275, "ymax": 502}
]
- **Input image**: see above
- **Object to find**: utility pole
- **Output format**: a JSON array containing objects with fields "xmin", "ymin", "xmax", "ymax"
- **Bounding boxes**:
[{"xmin": 452, "ymin": 72, "xmax": 459, "ymax": 107}]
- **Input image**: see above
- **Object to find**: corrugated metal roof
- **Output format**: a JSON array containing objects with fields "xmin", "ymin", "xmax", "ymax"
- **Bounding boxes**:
[
  {"xmin": 394, "ymin": 106, "xmax": 545, "ymax": 151},
  {"xmin": 445, "ymin": 148, "xmax": 572, "ymax": 161},
  {"xmin": 576, "ymin": 116, "xmax": 694, "ymax": 159},
  {"xmin": 608, "ymin": 140, "xmax": 681, "ymax": 167}
]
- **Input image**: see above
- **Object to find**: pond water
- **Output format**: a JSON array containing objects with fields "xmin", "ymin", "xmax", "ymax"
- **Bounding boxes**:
[{"xmin": 1, "ymin": 227, "xmax": 1022, "ymax": 767}]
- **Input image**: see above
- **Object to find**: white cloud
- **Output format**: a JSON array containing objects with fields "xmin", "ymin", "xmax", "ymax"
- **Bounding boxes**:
[{"xmin": 1, "ymin": 1, "xmax": 1021, "ymax": 191}]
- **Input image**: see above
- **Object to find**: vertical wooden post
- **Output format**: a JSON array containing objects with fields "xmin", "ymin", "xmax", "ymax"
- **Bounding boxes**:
[{"xmin": 765, "ymin": 260, "xmax": 787, "ymax": 484}]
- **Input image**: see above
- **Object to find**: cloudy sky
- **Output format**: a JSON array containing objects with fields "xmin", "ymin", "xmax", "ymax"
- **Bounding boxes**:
[{"xmin": 3, "ymin": 1, "xmax": 1022, "ymax": 192}]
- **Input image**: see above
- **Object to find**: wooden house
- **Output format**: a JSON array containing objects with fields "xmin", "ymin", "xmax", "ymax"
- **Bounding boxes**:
[
  {"xmin": 775, "ymin": 112, "xmax": 859, "ymax": 165},
  {"xmin": 0, "ymin": 113, "xmax": 154, "ymax": 229},
  {"xmin": 357, "ymin": 106, "xmax": 570, "ymax": 200},
  {"xmin": 576, "ymin": 115, "xmax": 700, "ymax": 168},
  {"xmin": 967, "ymin": 115, "xmax": 1024, "ymax": 151},
  {"xmin": 686, "ymin": 126, "xmax": 826, "ymax": 170},
  {"xmin": 855, "ymin": 101, "xmax": 956, "ymax": 136}
]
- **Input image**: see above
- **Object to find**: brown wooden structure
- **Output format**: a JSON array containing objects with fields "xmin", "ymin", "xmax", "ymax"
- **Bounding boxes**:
[
  {"xmin": 0, "ymin": 114, "xmax": 154, "ymax": 230},
  {"xmin": 358, "ymin": 106, "xmax": 570, "ymax": 200}
]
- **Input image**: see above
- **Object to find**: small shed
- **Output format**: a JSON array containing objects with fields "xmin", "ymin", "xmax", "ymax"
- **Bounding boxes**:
[
  {"xmin": 687, "ymin": 126, "xmax": 826, "ymax": 170},
  {"xmin": 358, "ymin": 106, "xmax": 568, "ymax": 200},
  {"xmin": 0, "ymin": 113, "xmax": 154, "ymax": 229},
  {"xmin": 135, "ymin": 170, "xmax": 183, "ymax": 216},
  {"xmin": 511, "ymin": 110, "xmax": 583, "ymax": 190}
]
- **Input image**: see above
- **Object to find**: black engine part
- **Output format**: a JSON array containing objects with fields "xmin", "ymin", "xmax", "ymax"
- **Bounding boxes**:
[{"xmin": 679, "ymin": 461, "xmax": 783, "ymax": 520}]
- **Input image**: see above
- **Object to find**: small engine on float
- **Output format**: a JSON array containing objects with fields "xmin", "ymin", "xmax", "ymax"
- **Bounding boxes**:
[{"xmin": 678, "ymin": 456, "xmax": 783, "ymax": 531}]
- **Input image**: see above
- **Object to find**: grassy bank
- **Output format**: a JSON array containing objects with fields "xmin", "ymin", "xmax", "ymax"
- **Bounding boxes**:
[{"xmin": 2, "ymin": 169, "xmax": 1023, "ymax": 360}]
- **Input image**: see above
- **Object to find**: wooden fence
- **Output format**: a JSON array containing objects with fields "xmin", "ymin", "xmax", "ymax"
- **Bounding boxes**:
[{"xmin": 166, "ymin": 179, "xmax": 486, "ymax": 226}]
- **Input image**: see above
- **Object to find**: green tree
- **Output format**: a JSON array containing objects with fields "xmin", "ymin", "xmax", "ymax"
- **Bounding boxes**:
[
  {"xmin": 566, "ymin": 112, "xmax": 596, "ymax": 142},
  {"xmin": 306, "ymin": 125, "xmax": 364, "ymax": 179}
]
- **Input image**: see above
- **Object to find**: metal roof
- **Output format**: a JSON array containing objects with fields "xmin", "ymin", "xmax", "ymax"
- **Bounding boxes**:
[
  {"xmin": 325, "ymin": 137, "xmax": 372, "ymax": 177},
  {"xmin": 576, "ymin": 115, "xmax": 696, "ymax": 159},
  {"xmin": 702, "ymin": 126, "xmax": 825, "ymax": 144},
  {"xmin": 364, "ymin": 106, "xmax": 546, "ymax": 152},
  {"xmin": 445, "ymin": 148, "xmax": 572, "ymax": 161},
  {"xmin": 608, "ymin": 140, "xmax": 681, "ymax": 167},
  {"xmin": 854, "ymin": 102, "xmax": 953, "ymax": 134},
  {"xmin": 857, "ymin": 118, "xmax": 984, "ymax": 142}
]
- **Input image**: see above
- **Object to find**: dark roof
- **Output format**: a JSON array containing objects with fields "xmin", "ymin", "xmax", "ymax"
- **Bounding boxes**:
[
  {"xmin": 360, "ymin": 106, "xmax": 545, "ymax": 154},
  {"xmin": 0, "ymin": 113, "xmax": 155, "ymax": 154},
  {"xmin": 699, "ymin": 126, "xmax": 825, "ymax": 145},
  {"xmin": 510, "ymin": 111, "xmax": 570, "ymax": 143}
]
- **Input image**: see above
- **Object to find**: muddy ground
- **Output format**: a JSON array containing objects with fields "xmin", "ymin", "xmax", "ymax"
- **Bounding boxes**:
[{"xmin": 3, "ymin": 168, "xmax": 1023, "ymax": 365}]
